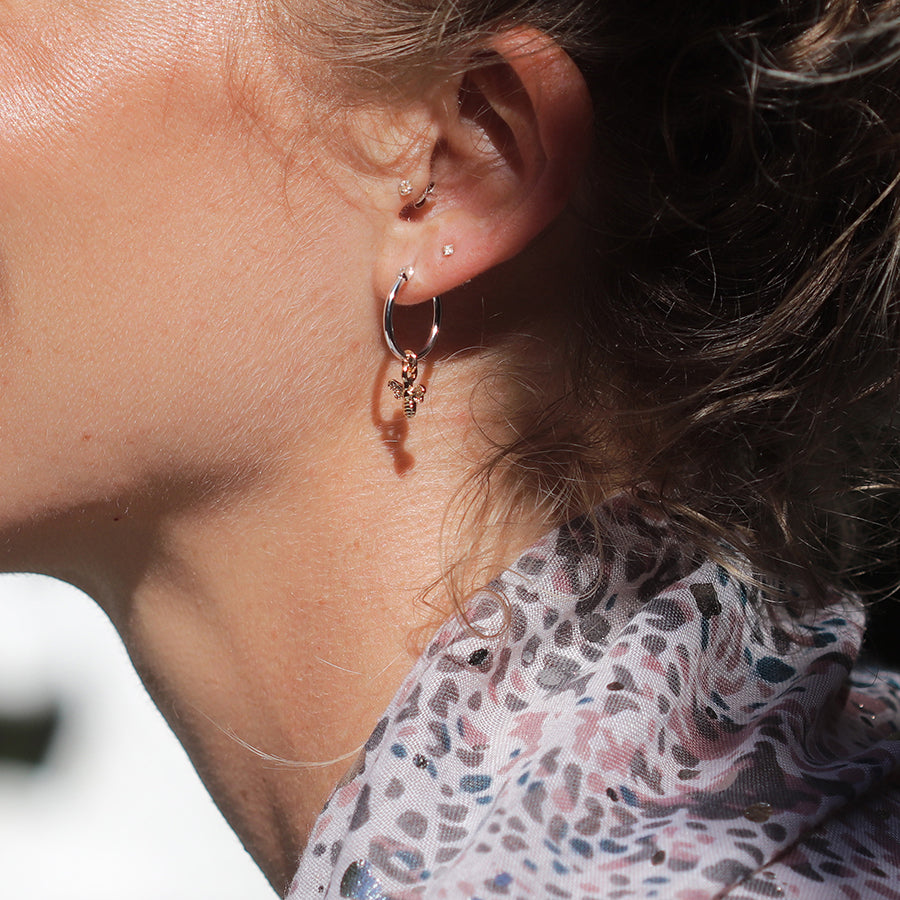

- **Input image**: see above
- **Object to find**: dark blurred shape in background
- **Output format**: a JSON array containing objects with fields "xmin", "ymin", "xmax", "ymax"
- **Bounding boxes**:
[{"xmin": 0, "ymin": 705, "xmax": 60, "ymax": 767}]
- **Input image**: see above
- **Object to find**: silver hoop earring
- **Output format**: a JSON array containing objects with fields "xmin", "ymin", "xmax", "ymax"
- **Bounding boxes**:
[
  {"xmin": 413, "ymin": 182, "xmax": 435, "ymax": 209},
  {"xmin": 383, "ymin": 269, "xmax": 441, "ymax": 419}
]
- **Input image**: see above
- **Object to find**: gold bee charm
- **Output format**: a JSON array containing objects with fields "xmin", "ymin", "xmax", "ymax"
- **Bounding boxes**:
[{"xmin": 388, "ymin": 350, "xmax": 426, "ymax": 418}]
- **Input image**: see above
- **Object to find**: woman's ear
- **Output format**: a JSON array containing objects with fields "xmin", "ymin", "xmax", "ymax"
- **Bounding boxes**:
[{"xmin": 374, "ymin": 28, "xmax": 593, "ymax": 305}]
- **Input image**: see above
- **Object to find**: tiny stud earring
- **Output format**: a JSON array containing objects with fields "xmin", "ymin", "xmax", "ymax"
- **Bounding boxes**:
[
  {"xmin": 383, "ymin": 269, "xmax": 442, "ymax": 419},
  {"xmin": 413, "ymin": 182, "xmax": 435, "ymax": 209},
  {"xmin": 398, "ymin": 180, "xmax": 414, "ymax": 198},
  {"xmin": 442, "ymin": 244, "xmax": 455, "ymax": 258}
]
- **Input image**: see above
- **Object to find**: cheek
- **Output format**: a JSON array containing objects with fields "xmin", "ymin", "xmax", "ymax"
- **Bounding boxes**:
[
  {"xmin": 0, "ymin": 4, "xmax": 353, "ymax": 505},
  {"xmin": 0, "ymin": 10, "xmax": 235, "ymax": 401}
]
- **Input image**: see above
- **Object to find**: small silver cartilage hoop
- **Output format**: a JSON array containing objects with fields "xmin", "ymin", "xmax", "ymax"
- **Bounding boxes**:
[
  {"xmin": 383, "ymin": 270, "xmax": 442, "ymax": 362},
  {"xmin": 413, "ymin": 182, "xmax": 435, "ymax": 209}
]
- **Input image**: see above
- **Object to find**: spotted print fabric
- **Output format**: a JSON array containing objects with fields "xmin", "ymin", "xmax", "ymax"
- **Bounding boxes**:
[{"xmin": 287, "ymin": 497, "xmax": 900, "ymax": 899}]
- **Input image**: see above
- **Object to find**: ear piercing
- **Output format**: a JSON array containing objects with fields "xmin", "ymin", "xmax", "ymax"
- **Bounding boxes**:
[
  {"xmin": 398, "ymin": 180, "xmax": 436, "ymax": 210},
  {"xmin": 383, "ymin": 268, "xmax": 442, "ymax": 419},
  {"xmin": 442, "ymin": 244, "xmax": 455, "ymax": 257},
  {"xmin": 413, "ymin": 182, "xmax": 435, "ymax": 209}
]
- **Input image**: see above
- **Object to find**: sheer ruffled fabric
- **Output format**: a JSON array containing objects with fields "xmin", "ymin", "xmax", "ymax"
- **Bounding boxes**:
[{"xmin": 288, "ymin": 497, "xmax": 900, "ymax": 899}]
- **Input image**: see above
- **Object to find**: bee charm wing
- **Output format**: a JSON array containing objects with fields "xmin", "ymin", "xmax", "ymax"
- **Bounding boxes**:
[{"xmin": 388, "ymin": 360, "xmax": 427, "ymax": 418}]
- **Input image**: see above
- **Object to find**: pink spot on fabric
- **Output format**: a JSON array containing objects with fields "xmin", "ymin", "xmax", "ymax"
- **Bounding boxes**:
[
  {"xmin": 460, "ymin": 716, "xmax": 488, "ymax": 748},
  {"xmin": 573, "ymin": 711, "xmax": 602, "ymax": 761},
  {"xmin": 509, "ymin": 712, "xmax": 550, "ymax": 757},
  {"xmin": 312, "ymin": 815, "xmax": 332, "ymax": 839},
  {"xmin": 551, "ymin": 787, "xmax": 577, "ymax": 812},
  {"xmin": 335, "ymin": 783, "xmax": 359, "ymax": 808},
  {"xmin": 642, "ymin": 655, "xmax": 666, "ymax": 675},
  {"xmin": 587, "ymin": 772, "xmax": 605, "ymax": 793},
  {"xmin": 552, "ymin": 570, "xmax": 575, "ymax": 593}
]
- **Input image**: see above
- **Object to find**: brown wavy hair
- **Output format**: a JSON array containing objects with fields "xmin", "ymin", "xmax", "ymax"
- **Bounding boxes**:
[{"xmin": 272, "ymin": 0, "xmax": 900, "ymax": 605}]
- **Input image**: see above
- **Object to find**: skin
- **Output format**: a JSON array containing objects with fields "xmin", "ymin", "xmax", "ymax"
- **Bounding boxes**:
[{"xmin": 0, "ymin": 0, "xmax": 591, "ymax": 892}]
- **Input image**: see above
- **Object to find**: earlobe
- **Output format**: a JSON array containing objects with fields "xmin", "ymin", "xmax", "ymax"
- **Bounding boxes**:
[{"xmin": 376, "ymin": 27, "xmax": 593, "ymax": 306}]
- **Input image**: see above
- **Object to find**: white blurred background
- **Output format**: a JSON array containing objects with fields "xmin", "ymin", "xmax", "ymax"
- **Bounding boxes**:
[{"xmin": 0, "ymin": 574, "xmax": 276, "ymax": 900}]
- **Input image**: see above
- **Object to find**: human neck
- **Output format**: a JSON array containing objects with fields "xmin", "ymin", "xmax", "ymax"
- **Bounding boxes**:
[
  {"xmin": 16, "ymin": 387, "xmax": 541, "ymax": 892},
  {"xmin": 121, "ymin": 502, "xmax": 423, "ymax": 890},
  {"xmin": 113, "ymin": 449, "xmax": 473, "ymax": 890}
]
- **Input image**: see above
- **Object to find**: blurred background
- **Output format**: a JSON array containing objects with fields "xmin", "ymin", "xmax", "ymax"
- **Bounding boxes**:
[{"xmin": 0, "ymin": 574, "xmax": 275, "ymax": 900}]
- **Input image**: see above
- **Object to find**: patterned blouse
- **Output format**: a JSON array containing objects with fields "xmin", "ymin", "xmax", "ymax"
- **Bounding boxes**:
[{"xmin": 287, "ymin": 497, "xmax": 900, "ymax": 899}]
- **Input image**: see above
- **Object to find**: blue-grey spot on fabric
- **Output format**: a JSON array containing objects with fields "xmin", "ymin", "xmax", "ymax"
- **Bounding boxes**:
[{"xmin": 756, "ymin": 657, "xmax": 796, "ymax": 683}]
